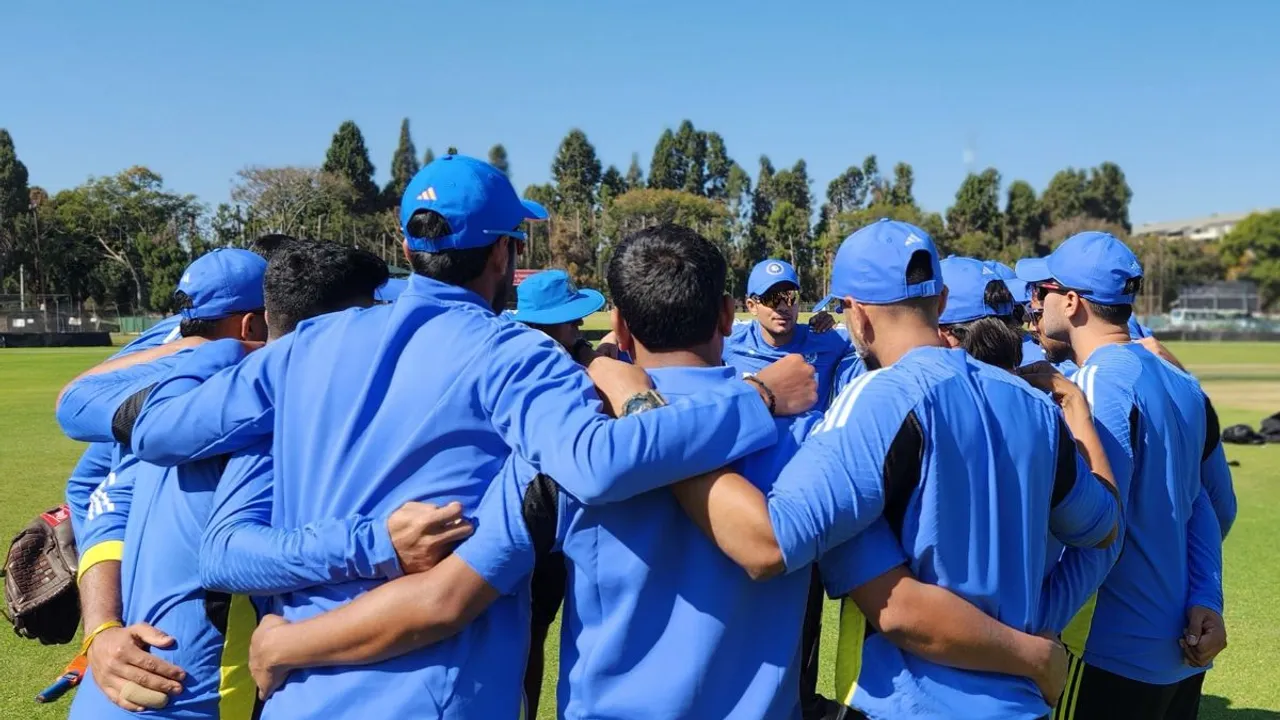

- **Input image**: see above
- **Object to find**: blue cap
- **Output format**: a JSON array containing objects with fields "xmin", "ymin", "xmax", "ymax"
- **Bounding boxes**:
[
  {"xmin": 375, "ymin": 277, "xmax": 408, "ymax": 302},
  {"xmin": 511, "ymin": 269, "xmax": 604, "ymax": 325},
  {"xmin": 939, "ymin": 257, "xmax": 1014, "ymax": 325},
  {"xmin": 747, "ymin": 259, "xmax": 800, "ymax": 297},
  {"xmin": 1015, "ymin": 231, "xmax": 1143, "ymax": 306},
  {"xmin": 176, "ymin": 248, "xmax": 266, "ymax": 321},
  {"xmin": 400, "ymin": 154, "xmax": 549, "ymax": 253},
  {"xmin": 984, "ymin": 260, "xmax": 1030, "ymax": 305},
  {"xmin": 814, "ymin": 219, "xmax": 944, "ymax": 312}
]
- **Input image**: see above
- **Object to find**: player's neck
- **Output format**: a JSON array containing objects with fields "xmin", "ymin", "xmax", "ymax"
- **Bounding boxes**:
[
  {"xmin": 1071, "ymin": 325, "xmax": 1131, "ymax": 366},
  {"xmin": 872, "ymin": 325, "xmax": 947, "ymax": 368},
  {"xmin": 632, "ymin": 343, "xmax": 721, "ymax": 370}
]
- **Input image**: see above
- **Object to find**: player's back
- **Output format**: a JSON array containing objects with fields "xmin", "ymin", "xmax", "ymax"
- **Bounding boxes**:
[
  {"xmin": 1082, "ymin": 343, "xmax": 1211, "ymax": 683},
  {"xmin": 260, "ymin": 277, "xmax": 558, "ymax": 718},
  {"xmin": 556, "ymin": 365, "xmax": 818, "ymax": 720},
  {"xmin": 839, "ymin": 346, "xmax": 1065, "ymax": 719}
]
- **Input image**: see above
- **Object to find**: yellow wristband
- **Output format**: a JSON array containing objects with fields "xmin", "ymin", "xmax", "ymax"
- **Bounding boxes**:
[{"xmin": 79, "ymin": 620, "xmax": 123, "ymax": 656}]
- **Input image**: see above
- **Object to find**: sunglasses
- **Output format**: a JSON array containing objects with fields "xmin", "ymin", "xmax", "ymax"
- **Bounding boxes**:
[
  {"xmin": 752, "ymin": 289, "xmax": 800, "ymax": 310},
  {"xmin": 1033, "ymin": 280, "xmax": 1089, "ymax": 304}
]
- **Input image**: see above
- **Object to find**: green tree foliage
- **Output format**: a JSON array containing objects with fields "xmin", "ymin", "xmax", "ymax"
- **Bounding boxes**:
[
  {"xmin": 423, "ymin": 147, "xmax": 436, "ymax": 167},
  {"xmin": 677, "ymin": 122, "xmax": 707, "ymax": 196},
  {"xmin": 888, "ymin": 162, "xmax": 916, "ymax": 208},
  {"xmin": 862, "ymin": 155, "xmax": 884, "ymax": 205},
  {"xmin": 50, "ymin": 167, "xmax": 203, "ymax": 311},
  {"xmin": 624, "ymin": 154, "xmax": 645, "ymax": 190},
  {"xmin": 769, "ymin": 160, "xmax": 811, "ymax": 215},
  {"xmin": 446, "ymin": 146, "xmax": 459, "ymax": 156},
  {"xmin": 322, "ymin": 121, "xmax": 379, "ymax": 213},
  {"xmin": 1003, "ymin": 180, "xmax": 1043, "ymax": 254},
  {"xmin": 1219, "ymin": 210, "xmax": 1280, "ymax": 309},
  {"xmin": 487, "ymin": 144, "xmax": 510, "ymax": 176},
  {"xmin": 521, "ymin": 183, "xmax": 557, "ymax": 269},
  {"xmin": 599, "ymin": 165, "xmax": 626, "ymax": 207},
  {"xmin": 826, "ymin": 166, "xmax": 868, "ymax": 215},
  {"xmin": 648, "ymin": 128, "xmax": 682, "ymax": 191},
  {"xmin": 704, "ymin": 133, "xmax": 732, "ymax": 201},
  {"xmin": 1041, "ymin": 168, "xmax": 1088, "ymax": 227},
  {"xmin": 946, "ymin": 168, "xmax": 1003, "ymax": 241},
  {"xmin": 1130, "ymin": 234, "xmax": 1226, "ymax": 313},
  {"xmin": 384, "ymin": 119, "xmax": 420, "ymax": 209},
  {"xmin": 551, "ymin": 129, "xmax": 602, "ymax": 209},
  {"xmin": 230, "ymin": 166, "xmax": 358, "ymax": 238},
  {"xmin": 1083, "ymin": 162, "xmax": 1133, "ymax": 231},
  {"xmin": 0, "ymin": 129, "xmax": 31, "ymax": 284}
]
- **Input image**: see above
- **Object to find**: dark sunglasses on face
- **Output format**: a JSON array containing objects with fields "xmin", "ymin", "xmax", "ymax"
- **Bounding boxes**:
[
  {"xmin": 1033, "ymin": 280, "xmax": 1085, "ymax": 303},
  {"xmin": 753, "ymin": 289, "xmax": 799, "ymax": 310}
]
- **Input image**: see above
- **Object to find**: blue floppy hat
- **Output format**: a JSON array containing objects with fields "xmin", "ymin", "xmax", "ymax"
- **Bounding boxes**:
[{"xmin": 511, "ymin": 269, "xmax": 605, "ymax": 325}]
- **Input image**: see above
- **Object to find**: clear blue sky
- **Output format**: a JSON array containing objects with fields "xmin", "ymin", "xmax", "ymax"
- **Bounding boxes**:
[{"xmin": 4, "ymin": 0, "xmax": 1278, "ymax": 225}]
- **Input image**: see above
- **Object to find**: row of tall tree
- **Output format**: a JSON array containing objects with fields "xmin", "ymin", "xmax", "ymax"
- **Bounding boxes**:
[{"xmin": 0, "ymin": 121, "xmax": 1274, "ymax": 316}]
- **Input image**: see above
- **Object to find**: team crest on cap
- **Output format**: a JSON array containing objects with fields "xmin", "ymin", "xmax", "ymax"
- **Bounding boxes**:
[
  {"xmin": 905, "ymin": 234, "xmax": 923, "ymax": 247},
  {"xmin": 766, "ymin": 262, "xmax": 784, "ymax": 275},
  {"xmin": 417, "ymin": 187, "xmax": 438, "ymax": 202}
]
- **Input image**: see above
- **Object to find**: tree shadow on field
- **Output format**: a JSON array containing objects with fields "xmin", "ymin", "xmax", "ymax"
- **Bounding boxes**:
[{"xmin": 1200, "ymin": 695, "xmax": 1280, "ymax": 719}]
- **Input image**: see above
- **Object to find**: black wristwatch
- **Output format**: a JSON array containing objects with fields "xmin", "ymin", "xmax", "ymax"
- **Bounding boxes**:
[{"xmin": 621, "ymin": 389, "xmax": 667, "ymax": 416}]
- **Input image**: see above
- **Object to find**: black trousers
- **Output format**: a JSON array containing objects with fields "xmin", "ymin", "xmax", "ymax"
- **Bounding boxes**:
[
  {"xmin": 524, "ymin": 550, "xmax": 568, "ymax": 718},
  {"xmin": 1062, "ymin": 658, "xmax": 1205, "ymax": 720}
]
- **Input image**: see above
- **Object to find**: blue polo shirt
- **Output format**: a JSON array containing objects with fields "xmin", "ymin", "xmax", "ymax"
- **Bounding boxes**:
[
  {"xmin": 456, "ymin": 365, "xmax": 908, "ymax": 720},
  {"xmin": 765, "ymin": 346, "xmax": 1120, "ymax": 720},
  {"xmin": 724, "ymin": 321, "xmax": 850, "ymax": 411},
  {"xmin": 1051, "ymin": 343, "xmax": 1233, "ymax": 685},
  {"xmin": 127, "ymin": 274, "xmax": 781, "ymax": 719}
]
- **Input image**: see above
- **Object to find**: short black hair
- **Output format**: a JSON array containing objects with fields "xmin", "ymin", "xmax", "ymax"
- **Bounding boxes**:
[
  {"xmin": 264, "ymin": 239, "xmax": 389, "ymax": 335},
  {"xmin": 1085, "ymin": 300, "xmax": 1133, "ymax": 326},
  {"xmin": 897, "ymin": 250, "xmax": 941, "ymax": 314},
  {"xmin": 175, "ymin": 290, "xmax": 219, "ymax": 339},
  {"xmin": 405, "ymin": 210, "xmax": 500, "ymax": 286},
  {"xmin": 251, "ymin": 233, "xmax": 299, "ymax": 261},
  {"xmin": 950, "ymin": 316, "xmax": 1024, "ymax": 371},
  {"xmin": 983, "ymin": 279, "xmax": 1015, "ymax": 316},
  {"xmin": 607, "ymin": 223, "xmax": 726, "ymax": 351}
]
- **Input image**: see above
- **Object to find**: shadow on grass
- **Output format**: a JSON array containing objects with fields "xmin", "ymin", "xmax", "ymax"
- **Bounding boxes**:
[{"xmin": 1201, "ymin": 695, "xmax": 1280, "ymax": 719}]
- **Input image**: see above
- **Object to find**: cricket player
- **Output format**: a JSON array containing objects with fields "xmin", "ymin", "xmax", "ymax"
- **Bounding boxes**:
[
  {"xmin": 725, "ymin": 258, "xmax": 850, "ymax": 412},
  {"xmin": 124, "ymin": 157, "xmax": 816, "ymax": 719},
  {"xmin": 241, "ymin": 223, "xmax": 1075, "ymax": 720},
  {"xmin": 1016, "ymin": 232, "xmax": 1237, "ymax": 720},
  {"xmin": 58, "ymin": 242, "xmax": 406, "ymax": 719},
  {"xmin": 668, "ymin": 219, "xmax": 1123, "ymax": 719},
  {"xmin": 57, "ymin": 248, "xmax": 270, "ymax": 717},
  {"xmin": 506, "ymin": 266, "xmax": 604, "ymax": 716},
  {"xmin": 722, "ymin": 257, "xmax": 851, "ymax": 717},
  {"xmin": 938, "ymin": 256, "xmax": 1025, "ymax": 370}
]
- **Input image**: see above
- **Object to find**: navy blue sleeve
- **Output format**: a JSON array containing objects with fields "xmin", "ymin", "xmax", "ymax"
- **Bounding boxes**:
[
  {"xmin": 482, "ymin": 325, "xmax": 778, "ymax": 506},
  {"xmin": 818, "ymin": 518, "xmax": 908, "ymax": 598},
  {"xmin": 453, "ymin": 456, "xmax": 550, "ymax": 595},
  {"xmin": 133, "ymin": 338, "xmax": 287, "ymax": 466},
  {"xmin": 1185, "ymin": 488, "xmax": 1224, "ymax": 615},
  {"xmin": 768, "ymin": 371, "xmax": 896, "ymax": 572},
  {"xmin": 56, "ymin": 361, "xmax": 171, "ymax": 443},
  {"xmin": 200, "ymin": 441, "xmax": 401, "ymax": 594}
]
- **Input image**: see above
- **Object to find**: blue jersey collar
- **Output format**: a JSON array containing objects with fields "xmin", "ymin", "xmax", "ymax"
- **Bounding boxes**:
[
  {"xmin": 403, "ymin": 273, "xmax": 497, "ymax": 314},
  {"xmin": 647, "ymin": 365, "xmax": 738, "ymax": 396}
]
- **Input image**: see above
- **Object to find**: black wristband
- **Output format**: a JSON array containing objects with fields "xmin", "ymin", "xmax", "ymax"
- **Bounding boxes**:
[
  {"xmin": 744, "ymin": 375, "xmax": 776, "ymax": 415},
  {"xmin": 570, "ymin": 337, "xmax": 595, "ymax": 365}
]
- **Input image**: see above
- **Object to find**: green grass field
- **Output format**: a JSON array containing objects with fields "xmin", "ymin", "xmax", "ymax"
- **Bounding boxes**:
[{"xmin": 1, "ymin": 338, "xmax": 1278, "ymax": 718}]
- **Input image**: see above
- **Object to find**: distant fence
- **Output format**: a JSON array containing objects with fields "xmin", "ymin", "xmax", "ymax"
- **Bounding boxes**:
[{"xmin": 0, "ymin": 332, "xmax": 111, "ymax": 348}]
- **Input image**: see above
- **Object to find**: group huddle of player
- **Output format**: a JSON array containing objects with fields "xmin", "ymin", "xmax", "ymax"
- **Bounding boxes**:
[{"xmin": 52, "ymin": 154, "xmax": 1236, "ymax": 720}]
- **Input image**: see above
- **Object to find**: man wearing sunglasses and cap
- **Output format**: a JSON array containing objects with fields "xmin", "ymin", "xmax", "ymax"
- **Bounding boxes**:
[
  {"xmin": 1016, "ymin": 232, "xmax": 1236, "ymax": 720},
  {"xmin": 124, "ymin": 156, "xmax": 816, "ymax": 720},
  {"xmin": 725, "ymin": 259, "xmax": 850, "ymax": 412}
]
